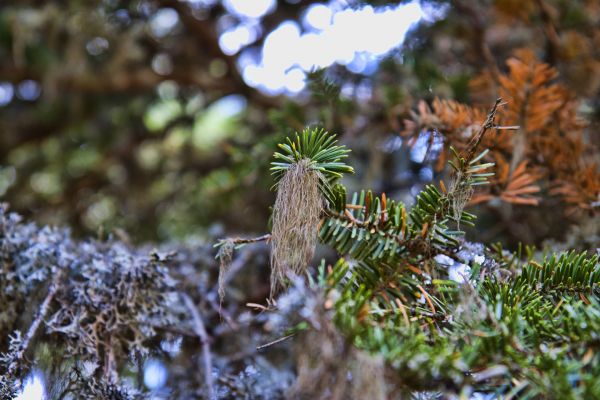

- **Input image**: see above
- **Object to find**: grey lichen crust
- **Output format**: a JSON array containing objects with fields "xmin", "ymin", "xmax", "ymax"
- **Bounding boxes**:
[
  {"xmin": 0, "ymin": 205, "xmax": 299, "ymax": 399},
  {"xmin": 0, "ymin": 204, "xmax": 177, "ymax": 399}
]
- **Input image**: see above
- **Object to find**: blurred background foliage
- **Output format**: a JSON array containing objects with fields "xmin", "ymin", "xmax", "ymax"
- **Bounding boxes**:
[{"xmin": 0, "ymin": 0, "xmax": 598, "ymax": 247}]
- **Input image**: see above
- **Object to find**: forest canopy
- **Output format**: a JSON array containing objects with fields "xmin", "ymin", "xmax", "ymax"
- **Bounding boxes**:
[{"xmin": 0, "ymin": 0, "xmax": 599, "ymax": 399}]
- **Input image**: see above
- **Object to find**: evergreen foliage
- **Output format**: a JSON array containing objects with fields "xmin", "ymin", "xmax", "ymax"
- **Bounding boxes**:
[
  {"xmin": 218, "ymin": 104, "xmax": 600, "ymax": 398},
  {"xmin": 0, "ymin": 1, "xmax": 599, "ymax": 398},
  {"xmin": 271, "ymin": 128, "xmax": 354, "ymax": 205}
]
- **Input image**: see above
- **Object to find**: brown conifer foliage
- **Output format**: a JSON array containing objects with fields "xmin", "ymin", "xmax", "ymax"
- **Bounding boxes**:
[{"xmin": 403, "ymin": 49, "xmax": 599, "ymax": 215}]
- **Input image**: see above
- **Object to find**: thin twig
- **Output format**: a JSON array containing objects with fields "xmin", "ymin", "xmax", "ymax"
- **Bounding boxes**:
[
  {"xmin": 105, "ymin": 336, "xmax": 118, "ymax": 383},
  {"xmin": 221, "ymin": 234, "xmax": 271, "ymax": 246},
  {"xmin": 221, "ymin": 246, "xmax": 258, "ymax": 288},
  {"xmin": 465, "ymin": 97, "xmax": 504, "ymax": 161},
  {"xmin": 148, "ymin": 322, "xmax": 198, "ymax": 338},
  {"xmin": 182, "ymin": 293, "xmax": 215, "ymax": 400},
  {"xmin": 216, "ymin": 236, "xmax": 268, "ymax": 307},
  {"xmin": 206, "ymin": 295, "xmax": 238, "ymax": 329},
  {"xmin": 256, "ymin": 333, "xmax": 295, "ymax": 350},
  {"xmin": 246, "ymin": 302, "xmax": 270, "ymax": 311},
  {"xmin": 7, "ymin": 268, "xmax": 64, "ymax": 377}
]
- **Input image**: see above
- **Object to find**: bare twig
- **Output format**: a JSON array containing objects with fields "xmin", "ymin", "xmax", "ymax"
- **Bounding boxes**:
[
  {"xmin": 220, "ymin": 246, "xmax": 261, "ymax": 288},
  {"xmin": 182, "ymin": 293, "xmax": 215, "ymax": 400},
  {"xmin": 256, "ymin": 333, "xmax": 295, "ymax": 350},
  {"xmin": 148, "ymin": 322, "xmax": 198, "ymax": 338},
  {"xmin": 6, "ymin": 268, "xmax": 64, "ymax": 377},
  {"xmin": 464, "ymin": 98, "xmax": 504, "ymax": 161},
  {"xmin": 246, "ymin": 302, "xmax": 270, "ymax": 311},
  {"xmin": 219, "ymin": 234, "xmax": 271, "ymax": 246},
  {"xmin": 104, "ymin": 336, "xmax": 118, "ymax": 384},
  {"xmin": 206, "ymin": 295, "xmax": 238, "ymax": 330},
  {"xmin": 216, "ymin": 236, "xmax": 268, "ymax": 306}
]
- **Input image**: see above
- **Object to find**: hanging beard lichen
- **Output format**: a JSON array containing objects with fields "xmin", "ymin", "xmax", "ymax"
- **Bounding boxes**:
[
  {"xmin": 216, "ymin": 239, "xmax": 235, "ymax": 304},
  {"xmin": 270, "ymin": 159, "xmax": 324, "ymax": 296},
  {"xmin": 447, "ymin": 169, "xmax": 473, "ymax": 228}
]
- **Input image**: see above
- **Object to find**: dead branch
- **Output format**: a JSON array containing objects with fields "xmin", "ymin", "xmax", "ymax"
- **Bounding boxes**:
[
  {"xmin": 256, "ymin": 333, "xmax": 295, "ymax": 350},
  {"xmin": 6, "ymin": 268, "xmax": 64, "ymax": 377},
  {"xmin": 182, "ymin": 293, "xmax": 215, "ymax": 400}
]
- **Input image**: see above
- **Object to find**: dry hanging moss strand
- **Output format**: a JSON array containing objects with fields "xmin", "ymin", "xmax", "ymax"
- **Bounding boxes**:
[
  {"xmin": 448, "ymin": 170, "xmax": 473, "ymax": 227},
  {"xmin": 217, "ymin": 239, "xmax": 235, "ymax": 304},
  {"xmin": 270, "ymin": 159, "xmax": 324, "ymax": 296},
  {"xmin": 446, "ymin": 98, "xmax": 505, "ymax": 227}
]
